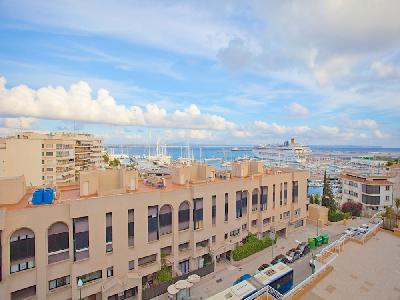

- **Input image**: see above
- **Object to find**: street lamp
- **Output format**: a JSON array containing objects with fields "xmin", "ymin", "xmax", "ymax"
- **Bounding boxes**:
[
  {"xmin": 269, "ymin": 227, "xmax": 276, "ymax": 260},
  {"xmin": 77, "ymin": 278, "xmax": 83, "ymax": 300}
]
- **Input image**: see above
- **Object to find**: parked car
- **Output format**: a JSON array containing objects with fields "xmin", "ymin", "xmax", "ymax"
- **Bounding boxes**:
[
  {"xmin": 360, "ymin": 224, "xmax": 369, "ymax": 230},
  {"xmin": 285, "ymin": 248, "xmax": 301, "ymax": 263},
  {"xmin": 343, "ymin": 227, "xmax": 357, "ymax": 235},
  {"xmin": 271, "ymin": 254, "xmax": 290, "ymax": 265},
  {"xmin": 356, "ymin": 227, "xmax": 368, "ymax": 234},
  {"xmin": 296, "ymin": 242, "xmax": 310, "ymax": 256},
  {"xmin": 258, "ymin": 263, "xmax": 271, "ymax": 271}
]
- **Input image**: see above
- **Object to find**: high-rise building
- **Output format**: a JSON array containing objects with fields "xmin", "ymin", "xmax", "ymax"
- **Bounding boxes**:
[
  {"xmin": 0, "ymin": 132, "xmax": 105, "ymax": 186},
  {"xmin": 0, "ymin": 160, "xmax": 309, "ymax": 300}
]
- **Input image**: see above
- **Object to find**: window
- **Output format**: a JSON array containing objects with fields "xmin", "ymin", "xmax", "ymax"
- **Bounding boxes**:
[
  {"xmin": 252, "ymin": 189, "xmax": 258, "ymax": 211},
  {"xmin": 73, "ymin": 217, "xmax": 89, "ymax": 261},
  {"xmin": 212, "ymin": 235, "xmax": 216, "ymax": 244},
  {"xmin": 224, "ymin": 193, "xmax": 229, "ymax": 221},
  {"xmin": 295, "ymin": 208, "xmax": 301, "ymax": 216},
  {"xmin": 107, "ymin": 266, "xmax": 114, "ymax": 277},
  {"xmin": 263, "ymin": 217, "xmax": 271, "ymax": 225},
  {"xmin": 272, "ymin": 216, "xmax": 275, "ymax": 222},
  {"xmin": 49, "ymin": 275, "xmax": 70, "ymax": 290},
  {"xmin": 10, "ymin": 228, "xmax": 35, "ymax": 273},
  {"xmin": 178, "ymin": 202, "xmax": 190, "ymax": 231},
  {"xmin": 179, "ymin": 242, "xmax": 190, "ymax": 251},
  {"xmin": 294, "ymin": 220, "xmax": 304, "ymax": 228},
  {"xmin": 77, "ymin": 270, "xmax": 102, "ymax": 285},
  {"xmin": 283, "ymin": 211, "xmax": 290, "ymax": 219},
  {"xmin": 48, "ymin": 222, "xmax": 69, "ymax": 264},
  {"xmin": 179, "ymin": 260, "xmax": 190, "ymax": 274},
  {"xmin": 161, "ymin": 246, "xmax": 172, "ymax": 257},
  {"xmin": 224, "ymin": 233, "xmax": 228, "ymax": 240},
  {"xmin": 280, "ymin": 183, "xmax": 283, "ymax": 206},
  {"xmin": 362, "ymin": 184, "xmax": 380, "ymax": 194},
  {"xmin": 46, "ymin": 167, "xmax": 53, "ymax": 171},
  {"xmin": 292, "ymin": 181, "xmax": 299, "ymax": 203},
  {"xmin": 106, "ymin": 212, "xmax": 113, "ymax": 253},
  {"xmin": 260, "ymin": 186, "xmax": 268, "ymax": 211},
  {"xmin": 236, "ymin": 191, "xmax": 243, "ymax": 218},
  {"xmin": 11, "ymin": 286, "xmax": 36, "ymax": 300},
  {"xmin": 283, "ymin": 182, "xmax": 288, "ymax": 205},
  {"xmin": 128, "ymin": 209, "xmax": 134, "ymax": 247},
  {"xmin": 128, "ymin": 260, "xmax": 135, "ymax": 270},
  {"xmin": 251, "ymin": 220, "xmax": 257, "ymax": 227},
  {"xmin": 242, "ymin": 191, "xmax": 248, "ymax": 214},
  {"xmin": 138, "ymin": 254, "xmax": 157, "ymax": 266},
  {"xmin": 280, "ymin": 214, "xmax": 282, "ymax": 220},
  {"xmin": 212, "ymin": 195, "xmax": 216, "ymax": 225},
  {"xmin": 196, "ymin": 239, "xmax": 209, "ymax": 248},
  {"xmin": 108, "ymin": 287, "xmax": 138, "ymax": 300},
  {"xmin": 386, "ymin": 196, "xmax": 390, "ymax": 201},
  {"xmin": 159, "ymin": 205, "xmax": 172, "ymax": 236},
  {"xmin": 46, "ymin": 152, "xmax": 53, "ymax": 156},
  {"xmin": 242, "ymin": 223, "xmax": 247, "ymax": 231},
  {"xmin": 362, "ymin": 194, "xmax": 380, "ymax": 205},
  {"xmin": 193, "ymin": 198, "xmax": 203, "ymax": 230},
  {"xmin": 230, "ymin": 228, "xmax": 240, "ymax": 237},
  {"xmin": 273, "ymin": 184, "xmax": 276, "ymax": 208},
  {"xmin": 386, "ymin": 185, "xmax": 390, "ymax": 191},
  {"xmin": 148, "ymin": 206, "xmax": 159, "ymax": 242}
]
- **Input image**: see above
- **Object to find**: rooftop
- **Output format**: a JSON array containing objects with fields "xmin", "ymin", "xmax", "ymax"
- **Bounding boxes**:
[{"xmin": 340, "ymin": 172, "xmax": 393, "ymax": 185}]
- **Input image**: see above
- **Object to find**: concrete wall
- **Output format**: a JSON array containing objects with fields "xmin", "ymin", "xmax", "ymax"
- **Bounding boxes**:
[{"xmin": 0, "ymin": 176, "xmax": 26, "ymax": 205}]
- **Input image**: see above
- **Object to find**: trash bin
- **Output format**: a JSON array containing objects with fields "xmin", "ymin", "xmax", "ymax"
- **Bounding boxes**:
[
  {"xmin": 308, "ymin": 237, "xmax": 316, "ymax": 249},
  {"xmin": 314, "ymin": 236, "xmax": 323, "ymax": 247},
  {"xmin": 321, "ymin": 233, "xmax": 329, "ymax": 244}
]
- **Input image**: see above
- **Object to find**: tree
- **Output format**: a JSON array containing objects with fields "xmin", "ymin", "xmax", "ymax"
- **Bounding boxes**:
[
  {"xmin": 309, "ymin": 193, "xmax": 321, "ymax": 205},
  {"xmin": 322, "ymin": 170, "xmax": 336, "ymax": 210},
  {"xmin": 103, "ymin": 153, "xmax": 110, "ymax": 164},
  {"xmin": 109, "ymin": 158, "xmax": 121, "ymax": 167},
  {"xmin": 157, "ymin": 255, "xmax": 172, "ymax": 283},
  {"xmin": 395, "ymin": 198, "xmax": 400, "ymax": 216},
  {"xmin": 341, "ymin": 201, "xmax": 362, "ymax": 217}
]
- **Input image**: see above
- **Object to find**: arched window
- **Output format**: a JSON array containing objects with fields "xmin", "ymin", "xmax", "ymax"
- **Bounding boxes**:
[
  {"xmin": 159, "ymin": 205, "xmax": 173, "ymax": 235},
  {"xmin": 178, "ymin": 201, "xmax": 190, "ymax": 231},
  {"xmin": 10, "ymin": 228, "xmax": 35, "ymax": 273},
  {"xmin": 48, "ymin": 222, "xmax": 69, "ymax": 264}
]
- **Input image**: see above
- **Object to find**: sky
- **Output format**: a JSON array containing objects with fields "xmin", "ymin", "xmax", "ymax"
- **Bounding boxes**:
[{"xmin": 0, "ymin": 0, "xmax": 399, "ymax": 146}]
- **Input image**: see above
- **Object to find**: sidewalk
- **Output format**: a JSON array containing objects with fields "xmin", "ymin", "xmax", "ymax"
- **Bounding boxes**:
[{"xmin": 156, "ymin": 217, "xmax": 368, "ymax": 299}]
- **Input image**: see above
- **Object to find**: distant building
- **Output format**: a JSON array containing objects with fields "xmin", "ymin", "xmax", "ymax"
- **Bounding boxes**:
[
  {"xmin": 0, "ymin": 160, "xmax": 309, "ymax": 300},
  {"xmin": 340, "ymin": 171, "xmax": 393, "ymax": 215},
  {"xmin": 0, "ymin": 132, "xmax": 105, "ymax": 186},
  {"xmin": 385, "ymin": 164, "xmax": 400, "ymax": 202}
]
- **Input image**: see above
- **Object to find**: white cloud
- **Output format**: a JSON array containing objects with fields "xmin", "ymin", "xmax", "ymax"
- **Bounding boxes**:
[
  {"xmin": 1, "ymin": 117, "xmax": 36, "ymax": 129},
  {"xmin": 0, "ymin": 77, "xmax": 236, "ymax": 131},
  {"xmin": 371, "ymin": 62, "xmax": 400, "ymax": 78},
  {"xmin": 349, "ymin": 119, "xmax": 378, "ymax": 130},
  {"xmin": 254, "ymin": 121, "xmax": 310, "ymax": 135},
  {"xmin": 286, "ymin": 102, "xmax": 310, "ymax": 118},
  {"xmin": 163, "ymin": 129, "xmax": 214, "ymax": 141}
]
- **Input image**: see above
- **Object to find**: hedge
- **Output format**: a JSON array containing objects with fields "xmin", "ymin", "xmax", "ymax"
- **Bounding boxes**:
[
  {"xmin": 232, "ymin": 234, "xmax": 273, "ymax": 261},
  {"xmin": 328, "ymin": 209, "xmax": 351, "ymax": 222}
]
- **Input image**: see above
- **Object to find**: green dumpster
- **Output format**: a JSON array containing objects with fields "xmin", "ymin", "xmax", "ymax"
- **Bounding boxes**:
[
  {"xmin": 322, "ymin": 233, "xmax": 329, "ymax": 244},
  {"xmin": 308, "ymin": 237, "xmax": 316, "ymax": 249},
  {"xmin": 314, "ymin": 236, "xmax": 323, "ymax": 247}
]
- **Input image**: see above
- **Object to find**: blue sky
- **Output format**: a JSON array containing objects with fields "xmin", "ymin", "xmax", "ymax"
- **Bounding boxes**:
[{"xmin": 0, "ymin": 1, "xmax": 399, "ymax": 146}]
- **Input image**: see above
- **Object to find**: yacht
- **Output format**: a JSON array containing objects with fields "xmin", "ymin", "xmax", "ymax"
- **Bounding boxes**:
[{"xmin": 253, "ymin": 138, "xmax": 311, "ymax": 165}]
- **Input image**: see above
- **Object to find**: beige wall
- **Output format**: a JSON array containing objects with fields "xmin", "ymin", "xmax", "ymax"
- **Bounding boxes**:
[
  {"xmin": 0, "ymin": 139, "xmax": 42, "ymax": 186},
  {"xmin": 0, "ymin": 176, "xmax": 26, "ymax": 205},
  {"xmin": 307, "ymin": 204, "xmax": 329, "ymax": 225},
  {"xmin": 0, "ymin": 167, "xmax": 309, "ymax": 300}
]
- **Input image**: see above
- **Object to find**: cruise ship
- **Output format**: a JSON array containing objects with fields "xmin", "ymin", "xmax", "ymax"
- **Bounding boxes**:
[{"xmin": 253, "ymin": 138, "xmax": 311, "ymax": 165}]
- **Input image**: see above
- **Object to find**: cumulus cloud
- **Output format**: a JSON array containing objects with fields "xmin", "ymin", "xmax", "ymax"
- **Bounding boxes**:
[
  {"xmin": 349, "ymin": 119, "xmax": 378, "ymax": 130},
  {"xmin": 0, "ymin": 77, "xmax": 236, "ymax": 131},
  {"xmin": 1, "ymin": 117, "xmax": 36, "ymax": 129},
  {"xmin": 286, "ymin": 102, "xmax": 310, "ymax": 118},
  {"xmin": 164, "ymin": 129, "xmax": 214, "ymax": 141},
  {"xmin": 254, "ymin": 121, "xmax": 310, "ymax": 135},
  {"xmin": 371, "ymin": 62, "xmax": 400, "ymax": 78}
]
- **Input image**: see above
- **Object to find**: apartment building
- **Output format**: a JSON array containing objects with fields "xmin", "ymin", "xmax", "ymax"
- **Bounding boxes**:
[
  {"xmin": 0, "ymin": 132, "xmax": 105, "ymax": 186},
  {"xmin": 385, "ymin": 164, "xmax": 400, "ymax": 201},
  {"xmin": 0, "ymin": 160, "xmax": 309, "ymax": 300},
  {"xmin": 340, "ymin": 171, "xmax": 393, "ymax": 215}
]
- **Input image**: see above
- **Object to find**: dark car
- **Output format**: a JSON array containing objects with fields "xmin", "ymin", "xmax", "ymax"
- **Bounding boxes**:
[
  {"xmin": 296, "ymin": 242, "xmax": 310, "ymax": 256},
  {"xmin": 285, "ymin": 248, "xmax": 301, "ymax": 263},
  {"xmin": 258, "ymin": 263, "xmax": 271, "ymax": 271},
  {"xmin": 271, "ymin": 254, "xmax": 289, "ymax": 265}
]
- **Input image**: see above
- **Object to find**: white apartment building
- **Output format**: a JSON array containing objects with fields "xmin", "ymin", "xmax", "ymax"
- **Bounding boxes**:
[{"xmin": 340, "ymin": 172, "xmax": 393, "ymax": 215}]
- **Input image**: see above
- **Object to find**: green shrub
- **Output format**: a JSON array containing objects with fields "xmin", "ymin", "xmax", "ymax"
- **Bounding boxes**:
[
  {"xmin": 328, "ymin": 209, "xmax": 347, "ymax": 222},
  {"xmin": 232, "ymin": 234, "xmax": 273, "ymax": 261}
]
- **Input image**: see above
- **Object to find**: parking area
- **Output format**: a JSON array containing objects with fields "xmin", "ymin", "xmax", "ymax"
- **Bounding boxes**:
[
  {"xmin": 178, "ymin": 217, "xmax": 369, "ymax": 299},
  {"xmin": 301, "ymin": 230, "xmax": 400, "ymax": 300}
]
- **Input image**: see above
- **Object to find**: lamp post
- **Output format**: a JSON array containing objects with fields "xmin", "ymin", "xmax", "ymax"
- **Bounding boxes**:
[
  {"xmin": 77, "ymin": 278, "xmax": 83, "ymax": 300},
  {"xmin": 269, "ymin": 227, "xmax": 276, "ymax": 260}
]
